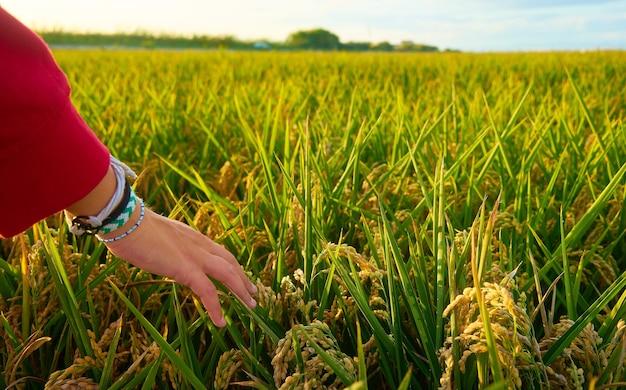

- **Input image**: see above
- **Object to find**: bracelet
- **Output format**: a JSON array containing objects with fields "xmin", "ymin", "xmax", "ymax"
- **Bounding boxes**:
[
  {"xmin": 70, "ymin": 180, "xmax": 132, "ymax": 235},
  {"xmin": 64, "ymin": 156, "xmax": 137, "ymax": 235},
  {"xmin": 97, "ymin": 199, "xmax": 145, "ymax": 243},
  {"xmin": 98, "ymin": 187, "xmax": 138, "ymax": 234}
]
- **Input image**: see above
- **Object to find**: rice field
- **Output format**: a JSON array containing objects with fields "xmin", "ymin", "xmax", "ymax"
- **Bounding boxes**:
[{"xmin": 1, "ymin": 49, "xmax": 626, "ymax": 389}]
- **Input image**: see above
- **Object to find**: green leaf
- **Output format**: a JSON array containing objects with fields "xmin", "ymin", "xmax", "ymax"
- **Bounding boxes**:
[
  {"xmin": 110, "ymin": 281, "xmax": 206, "ymax": 389},
  {"xmin": 543, "ymin": 270, "xmax": 626, "ymax": 365},
  {"xmin": 100, "ymin": 316, "xmax": 124, "ymax": 389}
]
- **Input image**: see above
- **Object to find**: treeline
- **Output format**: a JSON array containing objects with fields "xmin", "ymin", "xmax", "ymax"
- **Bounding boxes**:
[
  {"xmin": 39, "ymin": 28, "xmax": 457, "ymax": 52},
  {"xmin": 40, "ymin": 31, "xmax": 255, "ymax": 50}
]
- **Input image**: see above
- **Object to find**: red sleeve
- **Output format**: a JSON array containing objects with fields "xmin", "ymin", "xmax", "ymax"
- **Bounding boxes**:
[{"xmin": 0, "ymin": 7, "xmax": 110, "ymax": 238}]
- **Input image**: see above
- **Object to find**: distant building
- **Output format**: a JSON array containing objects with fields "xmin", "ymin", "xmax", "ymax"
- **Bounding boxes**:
[{"xmin": 253, "ymin": 42, "xmax": 271, "ymax": 50}]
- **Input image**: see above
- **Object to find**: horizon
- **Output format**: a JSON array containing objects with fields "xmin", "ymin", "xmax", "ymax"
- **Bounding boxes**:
[{"xmin": 2, "ymin": 0, "xmax": 625, "ymax": 52}]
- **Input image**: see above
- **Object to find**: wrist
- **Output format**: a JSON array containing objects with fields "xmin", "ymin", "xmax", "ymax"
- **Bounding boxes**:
[
  {"xmin": 64, "ymin": 156, "xmax": 141, "ymax": 238},
  {"xmin": 65, "ymin": 166, "xmax": 116, "ymax": 217}
]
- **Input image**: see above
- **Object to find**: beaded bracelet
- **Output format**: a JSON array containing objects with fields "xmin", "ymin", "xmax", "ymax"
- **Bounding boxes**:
[{"xmin": 97, "ymin": 199, "xmax": 145, "ymax": 243}]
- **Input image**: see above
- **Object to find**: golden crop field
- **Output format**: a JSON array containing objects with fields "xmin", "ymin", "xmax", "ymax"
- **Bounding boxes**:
[{"xmin": 1, "ymin": 50, "xmax": 625, "ymax": 389}]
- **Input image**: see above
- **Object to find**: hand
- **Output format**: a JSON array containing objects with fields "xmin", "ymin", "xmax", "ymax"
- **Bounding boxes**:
[{"xmin": 101, "ymin": 207, "xmax": 257, "ymax": 327}]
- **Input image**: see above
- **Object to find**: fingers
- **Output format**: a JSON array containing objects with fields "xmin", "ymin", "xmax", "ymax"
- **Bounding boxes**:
[
  {"xmin": 204, "ymin": 239, "xmax": 258, "ymax": 295},
  {"xmin": 107, "ymin": 210, "xmax": 258, "ymax": 328},
  {"xmin": 182, "ymin": 254, "xmax": 256, "ymax": 328},
  {"xmin": 198, "ymin": 252, "xmax": 257, "ymax": 308},
  {"xmin": 185, "ymin": 273, "xmax": 226, "ymax": 327},
  {"xmin": 178, "ymin": 223, "xmax": 258, "ymax": 299}
]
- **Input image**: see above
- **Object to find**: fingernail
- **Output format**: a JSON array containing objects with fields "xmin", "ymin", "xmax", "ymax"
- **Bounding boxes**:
[
  {"xmin": 250, "ymin": 284, "xmax": 258, "ymax": 294},
  {"xmin": 249, "ymin": 298, "xmax": 257, "ymax": 308},
  {"xmin": 215, "ymin": 317, "xmax": 226, "ymax": 327}
]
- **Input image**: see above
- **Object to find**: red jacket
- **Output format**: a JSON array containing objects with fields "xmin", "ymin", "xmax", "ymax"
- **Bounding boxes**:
[{"xmin": 0, "ymin": 7, "xmax": 110, "ymax": 238}]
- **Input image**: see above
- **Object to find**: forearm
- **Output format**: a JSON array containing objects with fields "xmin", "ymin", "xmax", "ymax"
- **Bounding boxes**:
[{"xmin": 0, "ymin": 7, "xmax": 110, "ymax": 238}]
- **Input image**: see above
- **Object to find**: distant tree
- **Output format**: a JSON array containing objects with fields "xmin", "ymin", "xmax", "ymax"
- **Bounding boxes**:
[
  {"xmin": 413, "ymin": 43, "xmax": 439, "ymax": 52},
  {"xmin": 342, "ymin": 41, "xmax": 371, "ymax": 51},
  {"xmin": 396, "ymin": 40, "xmax": 439, "ymax": 52},
  {"xmin": 286, "ymin": 28, "xmax": 340, "ymax": 50},
  {"xmin": 370, "ymin": 41, "xmax": 394, "ymax": 52},
  {"xmin": 37, "ymin": 29, "xmax": 443, "ymax": 53}
]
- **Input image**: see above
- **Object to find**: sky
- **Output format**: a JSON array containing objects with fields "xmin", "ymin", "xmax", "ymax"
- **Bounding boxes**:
[{"xmin": 1, "ymin": 0, "xmax": 625, "ymax": 52}]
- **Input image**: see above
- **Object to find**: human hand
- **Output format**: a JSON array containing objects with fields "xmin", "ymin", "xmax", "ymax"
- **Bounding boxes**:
[{"xmin": 101, "ymin": 207, "xmax": 257, "ymax": 327}]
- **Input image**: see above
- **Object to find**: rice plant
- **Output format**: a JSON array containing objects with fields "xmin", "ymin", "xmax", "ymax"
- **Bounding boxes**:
[{"xmin": 1, "ymin": 50, "xmax": 625, "ymax": 389}]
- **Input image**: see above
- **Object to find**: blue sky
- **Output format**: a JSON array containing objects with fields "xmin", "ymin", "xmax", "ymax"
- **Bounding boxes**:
[{"xmin": 2, "ymin": 0, "xmax": 625, "ymax": 51}]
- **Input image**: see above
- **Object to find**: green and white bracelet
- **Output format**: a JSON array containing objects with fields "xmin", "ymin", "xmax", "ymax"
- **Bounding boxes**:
[
  {"xmin": 97, "ymin": 199, "xmax": 145, "ymax": 243},
  {"xmin": 98, "ymin": 188, "xmax": 138, "ymax": 234}
]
